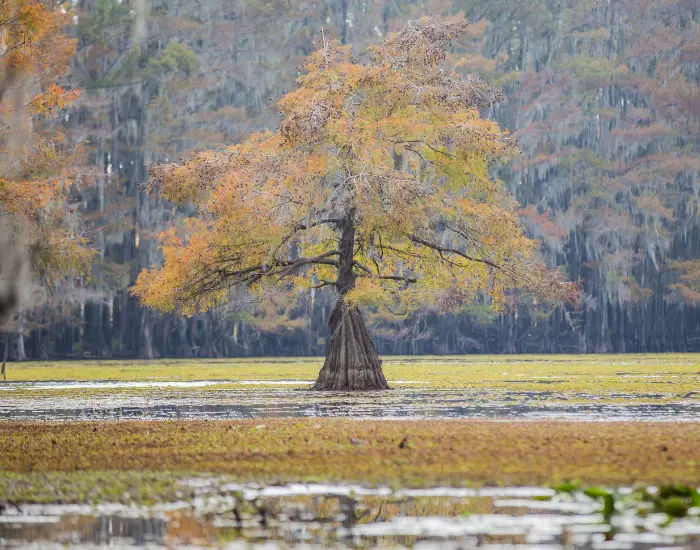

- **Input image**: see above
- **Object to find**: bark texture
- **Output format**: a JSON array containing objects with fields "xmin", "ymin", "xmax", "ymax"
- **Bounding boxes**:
[{"xmin": 312, "ymin": 298, "xmax": 389, "ymax": 391}]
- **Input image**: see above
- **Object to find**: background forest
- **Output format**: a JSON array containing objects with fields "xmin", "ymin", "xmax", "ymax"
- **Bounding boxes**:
[{"xmin": 4, "ymin": 0, "xmax": 699, "ymax": 360}]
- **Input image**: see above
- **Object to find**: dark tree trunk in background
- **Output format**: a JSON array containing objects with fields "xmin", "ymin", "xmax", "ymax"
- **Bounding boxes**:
[
  {"xmin": 140, "ymin": 309, "xmax": 155, "ymax": 359},
  {"xmin": 2, "ymin": 333, "xmax": 8, "ymax": 380},
  {"xmin": 14, "ymin": 313, "xmax": 26, "ymax": 361},
  {"xmin": 312, "ymin": 213, "xmax": 389, "ymax": 391},
  {"xmin": 176, "ymin": 318, "xmax": 193, "ymax": 358}
]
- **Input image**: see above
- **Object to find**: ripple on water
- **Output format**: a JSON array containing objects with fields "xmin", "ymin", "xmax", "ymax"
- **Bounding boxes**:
[
  {"xmin": 0, "ymin": 380, "xmax": 324, "ymax": 391},
  {"xmin": 0, "ymin": 381, "xmax": 697, "ymax": 421},
  {"xmin": 0, "ymin": 391, "xmax": 698, "ymax": 421}
]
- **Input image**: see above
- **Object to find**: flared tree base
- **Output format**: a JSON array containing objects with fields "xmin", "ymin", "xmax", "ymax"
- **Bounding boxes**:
[{"xmin": 312, "ymin": 299, "xmax": 389, "ymax": 391}]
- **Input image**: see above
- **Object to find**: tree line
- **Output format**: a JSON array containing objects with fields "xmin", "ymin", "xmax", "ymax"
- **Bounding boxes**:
[{"xmin": 1, "ymin": 0, "xmax": 698, "ymax": 361}]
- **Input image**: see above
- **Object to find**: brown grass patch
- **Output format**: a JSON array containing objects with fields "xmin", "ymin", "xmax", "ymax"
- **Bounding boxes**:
[{"xmin": 0, "ymin": 419, "xmax": 697, "ymax": 487}]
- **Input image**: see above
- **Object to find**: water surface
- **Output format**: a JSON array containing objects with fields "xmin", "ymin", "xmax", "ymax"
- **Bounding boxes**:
[
  {"xmin": 1, "ymin": 483, "xmax": 698, "ymax": 549},
  {"xmin": 1, "ymin": 385, "xmax": 698, "ymax": 421}
]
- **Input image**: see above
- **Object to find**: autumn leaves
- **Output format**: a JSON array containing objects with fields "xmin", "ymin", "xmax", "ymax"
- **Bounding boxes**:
[{"xmin": 133, "ymin": 18, "xmax": 576, "ymax": 320}]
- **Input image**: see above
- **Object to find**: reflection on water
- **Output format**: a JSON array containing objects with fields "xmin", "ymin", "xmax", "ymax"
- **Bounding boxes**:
[
  {"xmin": 0, "ymin": 484, "xmax": 698, "ymax": 549},
  {"xmin": 1, "ymin": 387, "xmax": 699, "ymax": 421},
  {"xmin": 0, "ymin": 380, "xmax": 225, "ymax": 391},
  {"xmin": 0, "ymin": 514, "xmax": 166, "ymax": 546}
]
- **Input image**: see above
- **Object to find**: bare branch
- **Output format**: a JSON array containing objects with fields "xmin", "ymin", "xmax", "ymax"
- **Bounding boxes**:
[
  {"xmin": 272, "ymin": 218, "xmax": 342, "ymax": 261},
  {"xmin": 175, "ymin": 251, "xmax": 340, "ymax": 302},
  {"xmin": 425, "ymin": 143, "xmax": 455, "ymax": 159},
  {"xmin": 352, "ymin": 260, "xmax": 372, "ymax": 274},
  {"xmin": 409, "ymin": 234, "xmax": 500, "ymax": 269},
  {"xmin": 376, "ymin": 274, "xmax": 417, "ymax": 283},
  {"xmin": 312, "ymin": 280, "xmax": 336, "ymax": 289}
]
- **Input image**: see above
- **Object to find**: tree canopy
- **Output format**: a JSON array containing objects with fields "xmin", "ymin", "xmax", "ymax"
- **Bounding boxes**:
[
  {"xmin": 132, "ymin": 18, "xmax": 576, "ymax": 320},
  {"xmin": 3, "ymin": 1, "xmax": 695, "ymax": 360},
  {"xmin": 0, "ymin": 0, "xmax": 92, "ymax": 315}
]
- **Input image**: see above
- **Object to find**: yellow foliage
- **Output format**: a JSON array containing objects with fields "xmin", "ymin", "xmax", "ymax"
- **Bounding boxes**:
[
  {"xmin": 670, "ymin": 260, "xmax": 700, "ymax": 305},
  {"xmin": 133, "ymin": 18, "xmax": 576, "ymax": 316},
  {"xmin": 0, "ymin": 2, "xmax": 91, "ymax": 287}
]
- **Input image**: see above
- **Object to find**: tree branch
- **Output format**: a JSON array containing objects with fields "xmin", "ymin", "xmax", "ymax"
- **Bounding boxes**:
[
  {"xmin": 272, "ymin": 218, "xmax": 342, "ymax": 261},
  {"xmin": 352, "ymin": 260, "xmax": 372, "ymax": 274},
  {"xmin": 177, "ymin": 251, "xmax": 340, "ymax": 301},
  {"xmin": 409, "ymin": 235, "xmax": 500, "ymax": 269},
  {"xmin": 371, "ymin": 274, "xmax": 418, "ymax": 283},
  {"xmin": 425, "ymin": 143, "xmax": 455, "ymax": 159}
]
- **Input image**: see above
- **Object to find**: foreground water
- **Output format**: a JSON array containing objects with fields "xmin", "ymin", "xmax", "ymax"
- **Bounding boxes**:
[
  {"xmin": 1, "ymin": 483, "xmax": 699, "ymax": 549},
  {"xmin": 2, "ymin": 360, "xmax": 698, "ymax": 548},
  {"xmin": 1, "ymin": 383, "xmax": 698, "ymax": 421}
]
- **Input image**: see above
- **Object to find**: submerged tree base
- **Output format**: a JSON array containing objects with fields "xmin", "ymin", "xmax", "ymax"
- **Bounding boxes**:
[{"xmin": 312, "ymin": 299, "xmax": 389, "ymax": 391}]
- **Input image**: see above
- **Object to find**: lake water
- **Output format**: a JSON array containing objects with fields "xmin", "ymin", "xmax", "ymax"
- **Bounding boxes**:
[
  {"xmin": 1, "ymin": 383, "xmax": 698, "ymax": 421},
  {"xmin": 2, "ymin": 483, "xmax": 699, "ymax": 549}
]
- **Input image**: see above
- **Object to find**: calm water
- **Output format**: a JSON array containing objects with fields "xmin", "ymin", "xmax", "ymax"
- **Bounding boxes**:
[
  {"xmin": 1, "ymin": 483, "xmax": 699, "ymax": 549},
  {"xmin": 1, "ymin": 383, "xmax": 698, "ymax": 421}
]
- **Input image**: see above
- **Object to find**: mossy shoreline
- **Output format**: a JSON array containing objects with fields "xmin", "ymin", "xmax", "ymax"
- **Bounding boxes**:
[
  {"xmin": 1, "ymin": 353, "xmax": 698, "ymax": 395},
  {"xmin": 0, "ymin": 419, "xmax": 697, "ymax": 504}
]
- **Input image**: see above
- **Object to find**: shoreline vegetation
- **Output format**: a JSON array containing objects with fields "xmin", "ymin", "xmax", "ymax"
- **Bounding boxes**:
[
  {"xmin": 1, "ymin": 354, "xmax": 699, "ymax": 396},
  {"xmin": 0, "ymin": 419, "xmax": 697, "ymax": 504}
]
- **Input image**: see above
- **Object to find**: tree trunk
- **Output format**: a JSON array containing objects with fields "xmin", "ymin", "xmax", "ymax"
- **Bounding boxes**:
[
  {"xmin": 312, "ymin": 212, "xmax": 388, "ymax": 391},
  {"xmin": 14, "ymin": 313, "xmax": 26, "ymax": 361},
  {"xmin": 140, "ymin": 309, "xmax": 155, "ymax": 359},
  {"xmin": 174, "ymin": 317, "xmax": 193, "ymax": 358},
  {"xmin": 2, "ymin": 333, "xmax": 8, "ymax": 381},
  {"xmin": 312, "ymin": 298, "xmax": 389, "ymax": 391}
]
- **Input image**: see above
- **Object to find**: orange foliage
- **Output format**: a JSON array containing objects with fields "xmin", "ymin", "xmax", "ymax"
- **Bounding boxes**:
[
  {"xmin": 0, "ymin": 1, "xmax": 92, "ymax": 287},
  {"xmin": 518, "ymin": 205, "xmax": 569, "ymax": 245},
  {"xmin": 669, "ymin": 261, "xmax": 700, "ymax": 305},
  {"xmin": 29, "ymin": 83, "xmax": 80, "ymax": 116},
  {"xmin": 132, "ymin": 18, "xmax": 577, "ymax": 317}
]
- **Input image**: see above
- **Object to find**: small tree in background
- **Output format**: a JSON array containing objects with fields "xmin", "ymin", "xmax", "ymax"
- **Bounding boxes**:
[{"xmin": 132, "ymin": 18, "xmax": 576, "ymax": 390}]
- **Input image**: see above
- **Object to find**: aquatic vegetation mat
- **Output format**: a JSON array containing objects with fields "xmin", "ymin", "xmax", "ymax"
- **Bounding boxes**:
[
  {"xmin": 0, "ymin": 420, "xmax": 697, "ymax": 490},
  {"xmin": 1, "ymin": 356, "xmax": 697, "ymax": 547},
  {"xmin": 2, "ymin": 353, "xmax": 698, "ymax": 395},
  {"xmin": 1, "ymin": 354, "xmax": 698, "ymax": 423}
]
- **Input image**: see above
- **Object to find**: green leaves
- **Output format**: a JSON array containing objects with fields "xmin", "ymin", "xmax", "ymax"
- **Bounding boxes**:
[
  {"xmin": 78, "ymin": 0, "xmax": 131, "ymax": 45},
  {"xmin": 649, "ymin": 485, "xmax": 700, "ymax": 518},
  {"xmin": 583, "ymin": 487, "xmax": 616, "ymax": 522},
  {"xmin": 554, "ymin": 483, "xmax": 700, "ymax": 525},
  {"xmin": 147, "ymin": 42, "xmax": 199, "ymax": 77}
]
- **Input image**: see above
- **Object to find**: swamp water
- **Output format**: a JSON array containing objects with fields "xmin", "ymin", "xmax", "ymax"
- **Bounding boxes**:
[
  {"xmin": 2, "ymin": 363, "xmax": 698, "ymax": 548},
  {"xmin": 1, "ymin": 483, "xmax": 699, "ymax": 549},
  {"xmin": 1, "ymin": 384, "xmax": 699, "ymax": 421}
]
